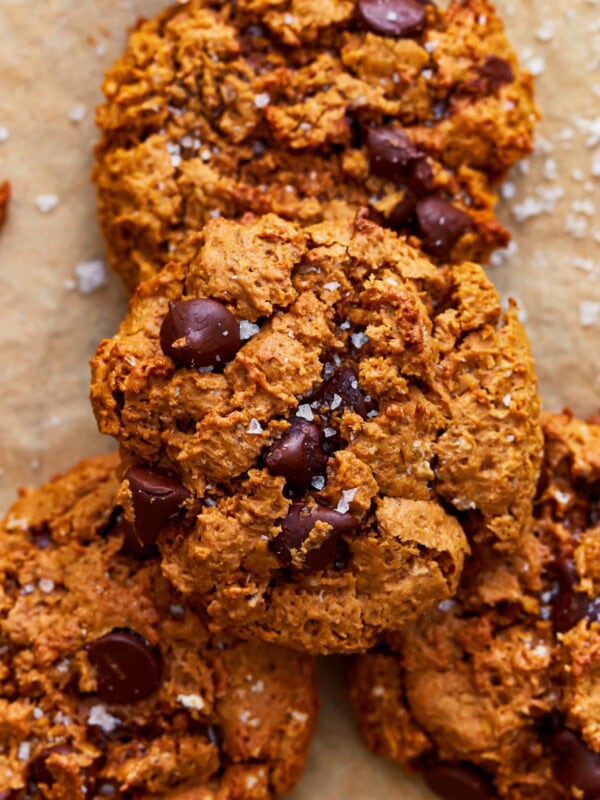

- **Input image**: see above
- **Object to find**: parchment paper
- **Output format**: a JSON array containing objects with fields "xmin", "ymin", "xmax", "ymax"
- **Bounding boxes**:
[{"xmin": 0, "ymin": 1, "xmax": 599, "ymax": 798}]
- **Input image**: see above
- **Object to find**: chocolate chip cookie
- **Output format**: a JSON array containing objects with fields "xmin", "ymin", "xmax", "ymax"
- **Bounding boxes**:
[
  {"xmin": 0, "ymin": 453, "xmax": 317, "ymax": 798},
  {"xmin": 349, "ymin": 411, "xmax": 600, "ymax": 800},
  {"xmin": 94, "ymin": 0, "xmax": 538, "ymax": 291},
  {"xmin": 90, "ymin": 210, "xmax": 541, "ymax": 653}
]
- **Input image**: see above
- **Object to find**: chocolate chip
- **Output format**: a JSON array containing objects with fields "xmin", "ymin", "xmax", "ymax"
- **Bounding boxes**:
[
  {"xmin": 479, "ymin": 56, "xmax": 515, "ymax": 90},
  {"xmin": 388, "ymin": 193, "xmax": 417, "ymax": 230},
  {"xmin": 272, "ymin": 502, "xmax": 358, "ymax": 571},
  {"xmin": 160, "ymin": 298, "xmax": 242, "ymax": 369},
  {"xmin": 367, "ymin": 127, "xmax": 425, "ymax": 184},
  {"xmin": 125, "ymin": 466, "xmax": 189, "ymax": 547},
  {"xmin": 310, "ymin": 366, "xmax": 367, "ymax": 418},
  {"xmin": 86, "ymin": 629, "xmax": 161, "ymax": 704},
  {"xmin": 415, "ymin": 197, "xmax": 471, "ymax": 259},
  {"xmin": 30, "ymin": 745, "xmax": 78, "ymax": 787},
  {"xmin": 358, "ymin": 0, "xmax": 426, "ymax": 38},
  {"xmin": 553, "ymin": 729, "xmax": 600, "ymax": 797},
  {"xmin": 265, "ymin": 418, "xmax": 327, "ymax": 487},
  {"xmin": 424, "ymin": 763, "xmax": 494, "ymax": 800},
  {"xmin": 552, "ymin": 558, "xmax": 600, "ymax": 633}
]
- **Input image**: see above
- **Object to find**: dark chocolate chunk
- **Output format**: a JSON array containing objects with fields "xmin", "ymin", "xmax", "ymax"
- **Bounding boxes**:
[
  {"xmin": 125, "ymin": 466, "xmax": 189, "ymax": 547},
  {"xmin": 553, "ymin": 729, "xmax": 600, "ymax": 797},
  {"xmin": 310, "ymin": 366, "xmax": 367, "ymax": 418},
  {"xmin": 552, "ymin": 558, "xmax": 600, "ymax": 633},
  {"xmin": 265, "ymin": 418, "xmax": 327, "ymax": 487},
  {"xmin": 367, "ymin": 126, "xmax": 425, "ymax": 184},
  {"xmin": 424, "ymin": 763, "xmax": 494, "ymax": 800},
  {"xmin": 415, "ymin": 197, "xmax": 471, "ymax": 259},
  {"xmin": 387, "ymin": 193, "xmax": 417, "ymax": 230},
  {"xmin": 86, "ymin": 629, "xmax": 161, "ymax": 704},
  {"xmin": 160, "ymin": 298, "xmax": 242, "ymax": 369},
  {"xmin": 272, "ymin": 502, "xmax": 358, "ymax": 571},
  {"xmin": 479, "ymin": 55, "xmax": 515, "ymax": 90},
  {"xmin": 358, "ymin": 0, "xmax": 426, "ymax": 38}
]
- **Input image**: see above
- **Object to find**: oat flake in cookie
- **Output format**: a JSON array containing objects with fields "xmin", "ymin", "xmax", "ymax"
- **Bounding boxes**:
[
  {"xmin": 90, "ymin": 210, "xmax": 542, "ymax": 654},
  {"xmin": 349, "ymin": 412, "xmax": 600, "ymax": 800},
  {"xmin": 0, "ymin": 454, "xmax": 317, "ymax": 798},
  {"xmin": 94, "ymin": 0, "xmax": 538, "ymax": 291}
]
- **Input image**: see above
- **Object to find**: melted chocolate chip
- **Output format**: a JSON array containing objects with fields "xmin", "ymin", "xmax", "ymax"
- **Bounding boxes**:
[
  {"xmin": 125, "ymin": 466, "xmax": 189, "ymax": 547},
  {"xmin": 160, "ymin": 298, "xmax": 242, "ymax": 369},
  {"xmin": 310, "ymin": 366, "xmax": 367, "ymax": 418},
  {"xmin": 30, "ymin": 745, "xmax": 81, "ymax": 787},
  {"xmin": 415, "ymin": 197, "xmax": 471, "ymax": 259},
  {"xmin": 553, "ymin": 729, "xmax": 600, "ymax": 797},
  {"xmin": 272, "ymin": 502, "xmax": 358, "ymax": 571},
  {"xmin": 86, "ymin": 629, "xmax": 161, "ymax": 704},
  {"xmin": 265, "ymin": 418, "xmax": 327, "ymax": 487},
  {"xmin": 358, "ymin": 0, "xmax": 426, "ymax": 38},
  {"xmin": 367, "ymin": 126, "xmax": 425, "ymax": 184},
  {"xmin": 424, "ymin": 763, "xmax": 494, "ymax": 800},
  {"xmin": 388, "ymin": 193, "xmax": 417, "ymax": 230},
  {"xmin": 552, "ymin": 558, "xmax": 600, "ymax": 633},
  {"xmin": 479, "ymin": 56, "xmax": 515, "ymax": 90}
]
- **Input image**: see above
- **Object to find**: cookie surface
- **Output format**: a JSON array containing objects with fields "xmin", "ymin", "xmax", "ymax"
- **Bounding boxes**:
[
  {"xmin": 90, "ymin": 211, "xmax": 541, "ymax": 653},
  {"xmin": 0, "ymin": 454, "xmax": 317, "ymax": 798},
  {"xmin": 349, "ymin": 411, "xmax": 600, "ymax": 800},
  {"xmin": 94, "ymin": 0, "xmax": 537, "ymax": 291}
]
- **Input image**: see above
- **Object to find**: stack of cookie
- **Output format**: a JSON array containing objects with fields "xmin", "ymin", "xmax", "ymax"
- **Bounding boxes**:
[{"xmin": 1, "ymin": 1, "xmax": 599, "ymax": 798}]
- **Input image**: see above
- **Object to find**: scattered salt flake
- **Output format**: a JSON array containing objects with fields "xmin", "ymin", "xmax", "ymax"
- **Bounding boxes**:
[
  {"xmin": 367, "ymin": 409, "xmax": 379, "ymax": 418},
  {"xmin": 247, "ymin": 418, "xmax": 263, "ymax": 435},
  {"xmin": 69, "ymin": 103, "xmax": 86, "ymax": 123},
  {"xmin": 38, "ymin": 578, "xmax": 54, "ymax": 594},
  {"xmin": 35, "ymin": 194, "xmax": 59, "ymax": 214},
  {"xmin": 177, "ymin": 693, "xmax": 205, "ymax": 711},
  {"xmin": 336, "ymin": 488, "xmax": 358, "ymax": 514},
  {"xmin": 283, "ymin": 13, "xmax": 296, "ymax": 25},
  {"xmin": 533, "ymin": 644, "xmax": 549, "ymax": 658},
  {"xmin": 170, "ymin": 604, "xmax": 185, "ymax": 616},
  {"xmin": 32, "ymin": 707, "xmax": 44, "ymax": 720},
  {"xmin": 239, "ymin": 320, "xmax": 260, "ymax": 340},
  {"xmin": 593, "ymin": 151, "xmax": 600, "ymax": 176},
  {"xmin": 290, "ymin": 710, "xmax": 309, "ymax": 723},
  {"xmin": 330, "ymin": 393, "xmax": 342, "ymax": 410},
  {"xmin": 501, "ymin": 181, "xmax": 516, "ymax": 199},
  {"xmin": 554, "ymin": 490, "xmax": 571, "ymax": 505},
  {"xmin": 573, "ymin": 199, "xmax": 595, "ymax": 216},
  {"xmin": 254, "ymin": 92, "xmax": 270, "ymax": 109},
  {"xmin": 21, "ymin": 584, "xmax": 34, "ymax": 596},
  {"xmin": 512, "ymin": 197, "xmax": 546, "ymax": 223},
  {"xmin": 311, "ymin": 476, "xmax": 326, "ymax": 491},
  {"xmin": 565, "ymin": 214, "xmax": 588, "ymax": 238},
  {"xmin": 0, "ymin": 127, "xmax": 9, "ymax": 143},
  {"xmin": 88, "ymin": 705, "xmax": 121, "ymax": 733},
  {"xmin": 579, "ymin": 301, "xmax": 600, "ymax": 327},
  {"xmin": 502, "ymin": 393, "xmax": 512, "ymax": 408},
  {"xmin": 572, "ymin": 257, "xmax": 596, "ymax": 274},
  {"xmin": 438, "ymin": 599, "xmax": 456, "ymax": 612},
  {"xmin": 351, "ymin": 332, "xmax": 369, "ymax": 349},
  {"xmin": 246, "ymin": 776, "xmax": 259, "ymax": 791},
  {"xmin": 572, "ymin": 168, "xmax": 585, "ymax": 182},
  {"xmin": 323, "ymin": 281, "xmax": 340, "ymax": 291},
  {"xmin": 251, "ymin": 680, "xmax": 265, "ymax": 693},
  {"xmin": 323, "ymin": 427, "xmax": 336, "ymax": 438},
  {"xmin": 75, "ymin": 259, "xmax": 107, "ymax": 293},
  {"xmin": 536, "ymin": 20, "xmax": 555, "ymax": 41},
  {"xmin": 372, "ymin": 686, "xmax": 385, "ymax": 697},
  {"xmin": 6, "ymin": 515, "xmax": 28, "ymax": 531},
  {"xmin": 525, "ymin": 54, "xmax": 545, "ymax": 76},
  {"xmin": 542, "ymin": 159, "xmax": 557, "ymax": 181},
  {"xmin": 296, "ymin": 404, "xmax": 314, "ymax": 421},
  {"xmin": 18, "ymin": 742, "xmax": 30, "ymax": 761}
]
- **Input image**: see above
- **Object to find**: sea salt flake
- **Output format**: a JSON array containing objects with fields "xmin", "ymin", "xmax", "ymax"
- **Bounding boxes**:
[
  {"xmin": 75, "ymin": 259, "xmax": 107, "ymax": 293},
  {"xmin": 0, "ymin": 127, "xmax": 9, "ymax": 143},
  {"xmin": 311, "ymin": 476, "xmax": 326, "ymax": 491},
  {"xmin": 39, "ymin": 578, "xmax": 54, "ymax": 594},
  {"xmin": 579, "ymin": 301, "xmax": 600, "ymax": 327},
  {"xmin": 296, "ymin": 404, "xmax": 314, "ymax": 421},
  {"xmin": 372, "ymin": 686, "xmax": 385, "ymax": 697},
  {"xmin": 336, "ymin": 488, "xmax": 358, "ymax": 514},
  {"xmin": 88, "ymin": 705, "xmax": 121, "ymax": 733},
  {"xmin": 290, "ymin": 710, "xmax": 309, "ymax": 723},
  {"xmin": 177, "ymin": 693, "xmax": 205, "ymax": 710},
  {"xmin": 351, "ymin": 332, "xmax": 369, "ymax": 349},
  {"xmin": 246, "ymin": 776, "xmax": 259, "ymax": 790},
  {"xmin": 254, "ymin": 93, "xmax": 270, "ymax": 109},
  {"xmin": 323, "ymin": 281, "xmax": 340, "ymax": 291},
  {"xmin": 323, "ymin": 427, "xmax": 336, "ymax": 438},
  {"xmin": 18, "ymin": 742, "xmax": 30, "ymax": 761},
  {"xmin": 35, "ymin": 194, "xmax": 59, "ymax": 214},
  {"xmin": 502, "ymin": 393, "xmax": 512, "ymax": 408},
  {"xmin": 239, "ymin": 320, "xmax": 260, "ymax": 340},
  {"xmin": 247, "ymin": 418, "xmax": 263, "ymax": 434},
  {"xmin": 69, "ymin": 103, "xmax": 86, "ymax": 123},
  {"xmin": 330, "ymin": 393, "xmax": 342, "ymax": 410}
]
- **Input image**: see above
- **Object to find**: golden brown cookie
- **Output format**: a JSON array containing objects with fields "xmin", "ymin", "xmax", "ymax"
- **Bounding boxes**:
[
  {"xmin": 94, "ymin": 0, "xmax": 538, "ymax": 292},
  {"xmin": 90, "ymin": 210, "xmax": 541, "ymax": 654},
  {"xmin": 349, "ymin": 411, "xmax": 600, "ymax": 800},
  {"xmin": 0, "ymin": 454, "xmax": 317, "ymax": 798}
]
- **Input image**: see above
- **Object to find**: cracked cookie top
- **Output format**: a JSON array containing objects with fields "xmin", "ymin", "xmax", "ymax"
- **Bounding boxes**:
[
  {"xmin": 349, "ymin": 412, "xmax": 600, "ymax": 800},
  {"xmin": 90, "ymin": 211, "xmax": 541, "ymax": 653},
  {"xmin": 0, "ymin": 454, "xmax": 317, "ymax": 798},
  {"xmin": 94, "ymin": 0, "xmax": 537, "ymax": 291}
]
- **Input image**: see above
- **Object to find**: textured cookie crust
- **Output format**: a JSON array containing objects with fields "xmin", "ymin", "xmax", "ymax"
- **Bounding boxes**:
[
  {"xmin": 94, "ymin": 0, "xmax": 538, "ymax": 291},
  {"xmin": 90, "ymin": 211, "xmax": 541, "ymax": 653},
  {"xmin": 349, "ymin": 412, "xmax": 600, "ymax": 800},
  {"xmin": 0, "ymin": 454, "xmax": 317, "ymax": 798}
]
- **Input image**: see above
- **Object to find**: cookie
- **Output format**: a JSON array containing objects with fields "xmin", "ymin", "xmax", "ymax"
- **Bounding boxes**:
[
  {"xmin": 349, "ymin": 411, "xmax": 600, "ymax": 800},
  {"xmin": 94, "ymin": 0, "xmax": 538, "ymax": 292},
  {"xmin": 0, "ymin": 453, "xmax": 317, "ymax": 798},
  {"xmin": 0, "ymin": 180, "xmax": 11, "ymax": 228},
  {"xmin": 90, "ymin": 210, "xmax": 541, "ymax": 653}
]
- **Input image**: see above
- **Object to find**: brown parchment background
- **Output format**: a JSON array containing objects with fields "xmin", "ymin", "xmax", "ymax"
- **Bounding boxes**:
[{"xmin": 1, "ymin": 1, "xmax": 600, "ymax": 797}]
